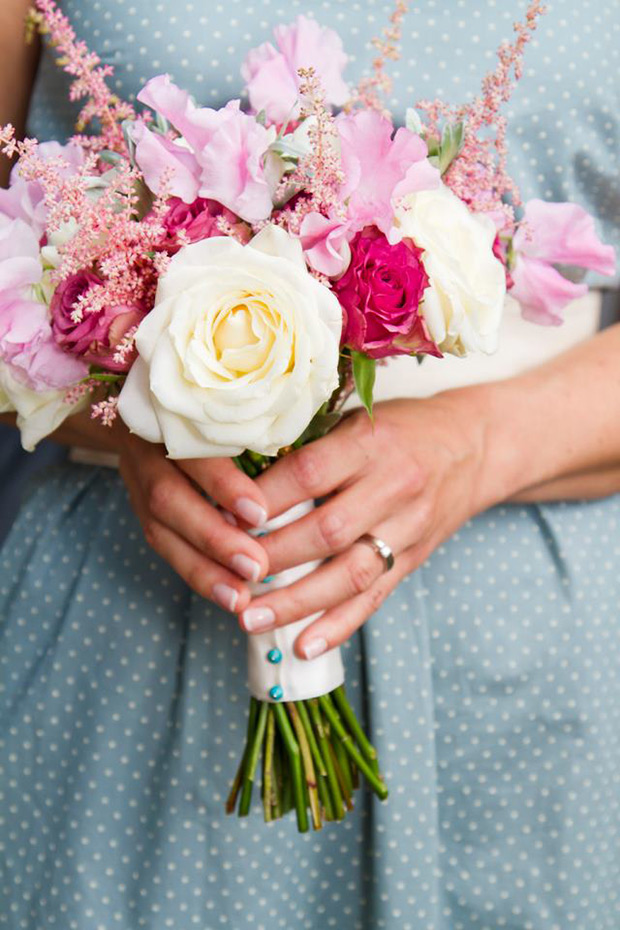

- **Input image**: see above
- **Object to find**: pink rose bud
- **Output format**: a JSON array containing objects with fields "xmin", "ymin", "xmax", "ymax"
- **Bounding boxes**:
[{"xmin": 51, "ymin": 271, "xmax": 147, "ymax": 372}]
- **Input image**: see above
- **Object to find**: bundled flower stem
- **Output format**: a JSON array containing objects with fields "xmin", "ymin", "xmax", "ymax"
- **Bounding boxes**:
[{"xmin": 227, "ymin": 686, "xmax": 387, "ymax": 830}]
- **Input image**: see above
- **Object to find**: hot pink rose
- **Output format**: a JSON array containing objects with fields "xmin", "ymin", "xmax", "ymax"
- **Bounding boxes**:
[
  {"xmin": 160, "ymin": 197, "xmax": 248, "ymax": 253},
  {"xmin": 333, "ymin": 227, "xmax": 439, "ymax": 359},
  {"xmin": 51, "ymin": 271, "xmax": 146, "ymax": 372}
]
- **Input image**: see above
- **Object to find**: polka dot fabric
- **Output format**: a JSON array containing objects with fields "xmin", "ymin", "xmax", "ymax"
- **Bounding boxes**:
[
  {"xmin": 2, "ymin": 464, "xmax": 620, "ymax": 928},
  {"xmin": 26, "ymin": 0, "xmax": 620, "ymax": 286}
]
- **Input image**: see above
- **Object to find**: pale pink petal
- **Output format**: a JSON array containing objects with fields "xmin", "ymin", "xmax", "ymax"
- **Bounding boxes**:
[
  {"xmin": 509, "ymin": 255, "xmax": 588, "ymax": 325},
  {"xmin": 131, "ymin": 121, "xmax": 200, "ymax": 203},
  {"xmin": 137, "ymin": 75, "xmax": 217, "ymax": 152},
  {"xmin": 514, "ymin": 199, "xmax": 616, "ymax": 277},
  {"xmin": 243, "ymin": 51, "xmax": 299, "ymax": 124},
  {"xmin": 274, "ymin": 15, "xmax": 349, "ymax": 107},
  {"xmin": 242, "ymin": 15, "xmax": 349, "ymax": 124},
  {"xmin": 299, "ymin": 213, "xmax": 352, "ymax": 277},
  {"xmin": 337, "ymin": 112, "xmax": 430, "ymax": 234},
  {"xmin": 196, "ymin": 115, "xmax": 274, "ymax": 222},
  {"xmin": 393, "ymin": 158, "xmax": 441, "ymax": 201}
]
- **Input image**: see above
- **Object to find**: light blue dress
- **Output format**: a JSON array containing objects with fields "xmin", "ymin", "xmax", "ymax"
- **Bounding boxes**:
[{"xmin": 2, "ymin": 3, "xmax": 620, "ymax": 928}]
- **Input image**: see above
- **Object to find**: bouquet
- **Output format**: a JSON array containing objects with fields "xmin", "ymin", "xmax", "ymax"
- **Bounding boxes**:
[{"xmin": 0, "ymin": 0, "xmax": 614, "ymax": 832}]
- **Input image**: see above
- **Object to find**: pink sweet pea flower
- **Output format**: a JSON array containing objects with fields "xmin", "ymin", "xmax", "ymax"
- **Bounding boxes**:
[
  {"xmin": 336, "ymin": 110, "xmax": 440, "ymax": 236},
  {"xmin": 0, "ymin": 216, "xmax": 87, "ymax": 391},
  {"xmin": 299, "ymin": 213, "xmax": 353, "ymax": 278},
  {"xmin": 509, "ymin": 200, "xmax": 616, "ymax": 325},
  {"xmin": 242, "ymin": 15, "xmax": 349, "ymax": 125},
  {"xmin": 133, "ymin": 76, "xmax": 275, "ymax": 223}
]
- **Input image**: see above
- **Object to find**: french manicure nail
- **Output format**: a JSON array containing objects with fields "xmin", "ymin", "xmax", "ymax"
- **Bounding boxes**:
[
  {"xmin": 235, "ymin": 497, "xmax": 267, "ymax": 527},
  {"xmin": 231, "ymin": 553, "xmax": 261, "ymax": 582},
  {"xmin": 212, "ymin": 583, "xmax": 239, "ymax": 612},
  {"xmin": 301, "ymin": 637, "xmax": 328, "ymax": 660},
  {"xmin": 241, "ymin": 606, "xmax": 276, "ymax": 633}
]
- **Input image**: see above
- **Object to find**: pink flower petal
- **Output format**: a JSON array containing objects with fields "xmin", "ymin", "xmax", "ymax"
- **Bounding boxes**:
[
  {"xmin": 137, "ymin": 75, "xmax": 217, "ymax": 152},
  {"xmin": 131, "ymin": 121, "xmax": 200, "ymax": 203},
  {"xmin": 514, "ymin": 199, "xmax": 616, "ymax": 277},
  {"xmin": 509, "ymin": 255, "xmax": 588, "ymax": 326},
  {"xmin": 299, "ymin": 213, "xmax": 352, "ymax": 277}
]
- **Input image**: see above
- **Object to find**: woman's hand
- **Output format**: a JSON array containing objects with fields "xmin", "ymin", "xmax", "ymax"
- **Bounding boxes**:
[
  {"xmin": 239, "ymin": 396, "xmax": 492, "ymax": 659},
  {"xmin": 117, "ymin": 427, "xmax": 271, "ymax": 613}
]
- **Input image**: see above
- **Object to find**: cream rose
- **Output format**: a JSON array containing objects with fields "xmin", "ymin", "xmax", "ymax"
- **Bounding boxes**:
[
  {"xmin": 118, "ymin": 225, "xmax": 342, "ymax": 458},
  {"xmin": 394, "ymin": 183, "xmax": 506, "ymax": 356}
]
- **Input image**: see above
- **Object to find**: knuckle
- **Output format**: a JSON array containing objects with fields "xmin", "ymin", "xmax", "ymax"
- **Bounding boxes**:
[
  {"xmin": 291, "ymin": 447, "xmax": 323, "ymax": 493},
  {"xmin": 346, "ymin": 552, "xmax": 377, "ymax": 597},
  {"xmin": 317, "ymin": 508, "xmax": 351, "ymax": 551},
  {"xmin": 367, "ymin": 583, "xmax": 386, "ymax": 613},
  {"xmin": 147, "ymin": 478, "xmax": 174, "ymax": 518},
  {"xmin": 142, "ymin": 518, "xmax": 161, "ymax": 552},
  {"xmin": 186, "ymin": 563, "xmax": 210, "ymax": 598}
]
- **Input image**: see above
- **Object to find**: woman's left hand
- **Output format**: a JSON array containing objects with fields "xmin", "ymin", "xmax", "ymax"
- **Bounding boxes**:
[{"xmin": 238, "ymin": 395, "xmax": 495, "ymax": 660}]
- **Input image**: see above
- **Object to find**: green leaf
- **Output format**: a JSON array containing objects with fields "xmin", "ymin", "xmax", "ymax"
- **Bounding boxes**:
[
  {"xmin": 437, "ymin": 121, "xmax": 466, "ymax": 174},
  {"xmin": 352, "ymin": 352, "xmax": 376, "ymax": 420}
]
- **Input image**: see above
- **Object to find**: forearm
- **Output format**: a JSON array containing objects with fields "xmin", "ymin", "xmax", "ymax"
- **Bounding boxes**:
[{"xmin": 449, "ymin": 322, "xmax": 620, "ymax": 508}]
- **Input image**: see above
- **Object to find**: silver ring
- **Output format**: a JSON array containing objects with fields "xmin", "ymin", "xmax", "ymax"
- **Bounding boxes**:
[{"xmin": 357, "ymin": 533, "xmax": 395, "ymax": 573}]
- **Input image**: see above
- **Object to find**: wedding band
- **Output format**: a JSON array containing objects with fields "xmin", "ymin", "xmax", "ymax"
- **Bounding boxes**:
[{"xmin": 357, "ymin": 533, "xmax": 395, "ymax": 573}]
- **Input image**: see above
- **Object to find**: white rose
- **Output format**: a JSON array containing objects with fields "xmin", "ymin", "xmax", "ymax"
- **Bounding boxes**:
[
  {"xmin": 118, "ymin": 225, "xmax": 342, "ymax": 458},
  {"xmin": 0, "ymin": 363, "xmax": 86, "ymax": 451},
  {"xmin": 394, "ymin": 183, "xmax": 506, "ymax": 356}
]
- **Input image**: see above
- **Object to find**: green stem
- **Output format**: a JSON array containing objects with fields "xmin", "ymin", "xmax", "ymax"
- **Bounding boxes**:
[
  {"xmin": 334, "ymin": 734, "xmax": 354, "ymax": 797},
  {"xmin": 319, "ymin": 695, "xmax": 388, "ymax": 801},
  {"xmin": 309, "ymin": 698, "xmax": 344, "ymax": 820},
  {"xmin": 328, "ymin": 739, "xmax": 354, "ymax": 811},
  {"xmin": 239, "ymin": 700, "xmax": 269, "ymax": 816},
  {"xmin": 227, "ymin": 697, "xmax": 258, "ymax": 814},
  {"xmin": 287, "ymin": 702, "xmax": 322, "ymax": 831},
  {"xmin": 332, "ymin": 685, "xmax": 380, "ymax": 775},
  {"xmin": 273, "ymin": 703, "xmax": 309, "ymax": 833},
  {"xmin": 298, "ymin": 700, "xmax": 334, "ymax": 821},
  {"xmin": 263, "ymin": 706, "xmax": 275, "ymax": 823},
  {"xmin": 272, "ymin": 729, "xmax": 284, "ymax": 818}
]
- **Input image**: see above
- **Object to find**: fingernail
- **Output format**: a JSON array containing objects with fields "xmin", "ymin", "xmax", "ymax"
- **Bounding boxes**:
[
  {"xmin": 241, "ymin": 606, "xmax": 275, "ymax": 633},
  {"xmin": 235, "ymin": 497, "xmax": 267, "ymax": 527},
  {"xmin": 301, "ymin": 637, "xmax": 328, "ymax": 660},
  {"xmin": 221, "ymin": 510, "xmax": 238, "ymax": 527},
  {"xmin": 231, "ymin": 553, "xmax": 261, "ymax": 582},
  {"xmin": 212, "ymin": 583, "xmax": 238, "ymax": 612}
]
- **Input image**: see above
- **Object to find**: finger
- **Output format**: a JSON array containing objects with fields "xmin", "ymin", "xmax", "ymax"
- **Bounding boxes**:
[
  {"xmin": 178, "ymin": 457, "xmax": 268, "ymax": 528},
  {"xmin": 141, "ymin": 517, "xmax": 253, "ymax": 614},
  {"xmin": 292, "ymin": 548, "xmax": 418, "ymax": 660},
  {"xmin": 120, "ymin": 441, "xmax": 269, "ymax": 582},
  {"xmin": 260, "ymin": 473, "xmax": 412, "ymax": 574},
  {"xmin": 253, "ymin": 415, "xmax": 372, "ymax": 519},
  {"xmin": 239, "ymin": 512, "xmax": 411, "ymax": 635},
  {"xmin": 145, "ymin": 465, "xmax": 269, "ymax": 582}
]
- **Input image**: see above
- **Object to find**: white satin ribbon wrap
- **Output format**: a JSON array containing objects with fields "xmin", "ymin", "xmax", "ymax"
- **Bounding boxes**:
[{"xmin": 247, "ymin": 499, "xmax": 345, "ymax": 703}]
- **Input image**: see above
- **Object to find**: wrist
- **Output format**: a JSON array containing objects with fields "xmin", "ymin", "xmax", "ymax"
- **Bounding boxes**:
[{"xmin": 432, "ymin": 379, "xmax": 534, "ymax": 512}]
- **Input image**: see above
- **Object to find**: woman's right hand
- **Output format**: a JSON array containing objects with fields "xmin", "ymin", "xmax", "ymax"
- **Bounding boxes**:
[{"xmin": 117, "ymin": 427, "xmax": 271, "ymax": 613}]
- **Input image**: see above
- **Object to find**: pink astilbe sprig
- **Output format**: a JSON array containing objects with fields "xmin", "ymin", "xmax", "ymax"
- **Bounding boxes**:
[
  {"xmin": 417, "ymin": 0, "xmax": 546, "ymax": 229},
  {"xmin": 273, "ymin": 67, "xmax": 345, "ymax": 235},
  {"xmin": 112, "ymin": 325, "xmax": 139, "ymax": 368},
  {"xmin": 350, "ymin": 0, "xmax": 410, "ymax": 114},
  {"xmin": 91, "ymin": 396, "xmax": 119, "ymax": 427},
  {"xmin": 30, "ymin": 0, "xmax": 135, "ymax": 153}
]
